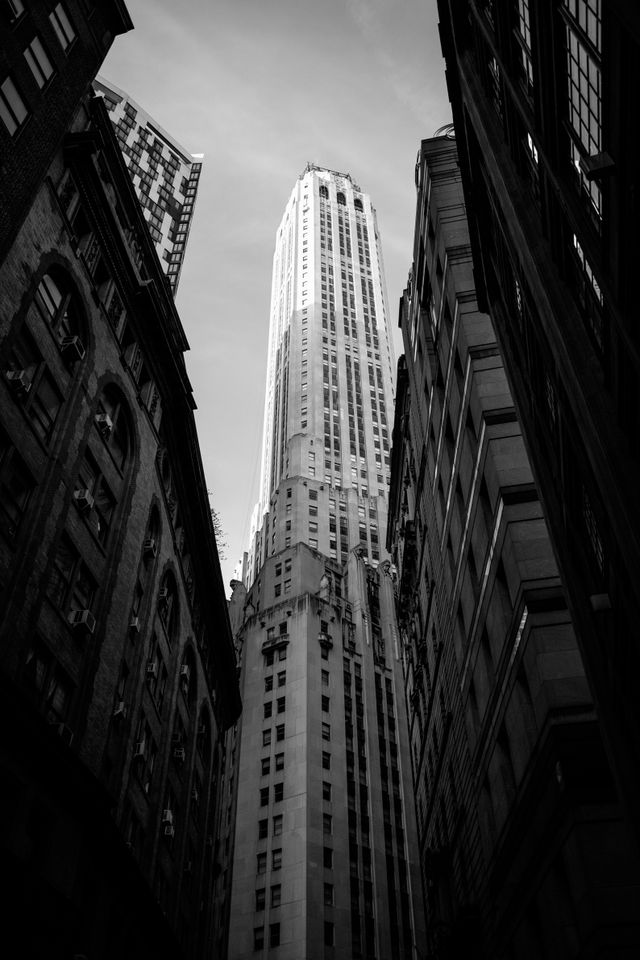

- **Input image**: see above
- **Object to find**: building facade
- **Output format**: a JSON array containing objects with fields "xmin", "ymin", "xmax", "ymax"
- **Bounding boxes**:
[
  {"xmin": 436, "ymin": 0, "xmax": 640, "ymax": 831},
  {"xmin": 387, "ymin": 134, "xmax": 640, "ymax": 958},
  {"xmin": 0, "ymin": 4, "xmax": 239, "ymax": 957},
  {"xmin": 94, "ymin": 76, "xmax": 203, "ymax": 295},
  {"xmin": 226, "ymin": 167, "xmax": 424, "ymax": 960}
]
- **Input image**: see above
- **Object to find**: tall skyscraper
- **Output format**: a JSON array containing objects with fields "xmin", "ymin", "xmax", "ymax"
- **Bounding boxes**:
[
  {"xmin": 94, "ymin": 76, "xmax": 202, "ymax": 295},
  {"xmin": 225, "ymin": 167, "xmax": 425, "ymax": 959}
]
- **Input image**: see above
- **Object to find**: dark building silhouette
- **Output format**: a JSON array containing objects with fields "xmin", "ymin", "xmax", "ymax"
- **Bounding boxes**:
[
  {"xmin": 387, "ymin": 135, "xmax": 640, "ymax": 959},
  {"xmin": 0, "ymin": 3, "xmax": 240, "ymax": 957},
  {"xmin": 436, "ymin": 0, "xmax": 640, "ymax": 833}
]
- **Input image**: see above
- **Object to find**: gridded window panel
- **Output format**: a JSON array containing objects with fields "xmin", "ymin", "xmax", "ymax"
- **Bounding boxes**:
[
  {"xmin": 271, "ymin": 883, "xmax": 282, "ymax": 907},
  {"xmin": 49, "ymin": 2, "xmax": 76, "ymax": 51},
  {"xmin": 24, "ymin": 36, "xmax": 54, "ymax": 88}
]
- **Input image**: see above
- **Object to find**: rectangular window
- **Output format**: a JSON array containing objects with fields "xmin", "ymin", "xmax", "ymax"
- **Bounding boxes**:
[
  {"xmin": 323, "ymin": 781, "xmax": 332, "ymax": 801},
  {"xmin": 262, "ymin": 729, "xmax": 271, "ymax": 747},
  {"xmin": 255, "ymin": 888, "xmax": 265, "ymax": 911},
  {"xmin": 322, "ymin": 722, "xmax": 331, "ymax": 741},
  {"xmin": 260, "ymin": 787, "xmax": 269, "ymax": 807},
  {"xmin": 0, "ymin": 435, "xmax": 33, "ymax": 541},
  {"xmin": 271, "ymin": 884, "xmax": 282, "ymax": 907},
  {"xmin": 253, "ymin": 926, "xmax": 264, "ymax": 950},
  {"xmin": 257, "ymin": 852, "xmax": 267, "ymax": 875},
  {"xmin": 324, "ymin": 882, "xmax": 334, "ymax": 906},
  {"xmin": 264, "ymin": 701, "xmax": 272, "ymax": 719},
  {"xmin": 323, "ymin": 813, "xmax": 333, "ymax": 835},
  {"xmin": 270, "ymin": 923, "xmax": 280, "ymax": 948},
  {"xmin": 275, "ymin": 752, "xmax": 284, "ymax": 771},
  {"xmin": 265, "ymin": 675, "xmax": 273, "ymax": 692},
  {"xmin": 324, "ymin": 921, "xmax": 334, "ymax": 946},
  {"xmin": 322, "ymin": 695, "xmax": 330, "ymax": 712},
  {"xmin": 321, "ymin": 669, "xmax": 329, "ymax": 687},
  {"xmin": 323, "ymin": 846, "xmax": 333, "ymax": 869},
  {"xmin": 261, "ymin": 757, "xmax": 270, "ymax": 776},
  {"xmin": 274, "ymin": 782, "xmax": 283, "ymax": 802},
  {"xmin": 272, "ymin": 848, "xmax": 282, "ymax": 870},
  {"xmin": 49, "ymin": 3, "xmax": 76, "ymax": 51},
  {"xmin": 24, "ymin": 36, "xmax": 54, "ymax": 89},
  {"xmin": 258, "ymin": 818, "xmax": 268, "ymax": 840},
  {"xmin": 273, "ymin": 813, "xmax": 283, "ymax": 836},
  {"xmin": 322, "ymin": 751, "xmax": 331, "ymax": 770},
  {"xmin": 277, "ymin": 696, "xmax": 285, "ymax": 714},
  {"xmin": 276, "ymin": 724, "xmax": 285, "ymax": 741},
  {"xmin": 0, "ymin": 75, "xmax": 28, "ymax": 135},
  {"xmin": 277, "ymin": 670, "xmax": 286, "ymax": 687}
]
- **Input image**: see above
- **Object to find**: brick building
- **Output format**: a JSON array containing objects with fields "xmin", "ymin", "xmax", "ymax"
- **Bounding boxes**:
[
  {"xmin": 0, "ymin": 3, "xmax": 240, "ymax": 957},
  {"xmin": 387, "ymin": 135, "xmax": 640, "ymax": 958},
  {"xmin": 436, "ymin": 0, "xmax": 640, "ymax": 835}
]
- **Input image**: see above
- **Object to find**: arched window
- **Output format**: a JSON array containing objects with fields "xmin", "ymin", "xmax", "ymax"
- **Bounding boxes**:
[
  {"xmin": 197, "ymin": 706, "xmax": 212, "ymax": 760},
  {"xmin": 95, "ymin": 386, "xmax": 130, "ymax": 470},
  {"xmin": 319, "ymin": 184, "xmax": 328, "ymax": 198},
  {"xmin": 158, "ymin": 571, "xmax": 179, "ymax": 642},
  {"xmin": 336, "ymin": 192, "xmax": 346, "ymax": 206}
]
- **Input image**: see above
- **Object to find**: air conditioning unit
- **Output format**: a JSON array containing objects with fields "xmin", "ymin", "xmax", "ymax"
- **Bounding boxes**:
[
  {"xmin": 50, "ymin": 721, "xmax": 74, "ymax": 747},
  {"xmin": 171, "ymin": 731, "xmax": 183, "ymax": 745},
  {"xmin": 113, "ymin": 699, "xmax": 127, "ymax": 720},
  {"xmin": 158, "ymin": 586, "xmax": 169, "ymax": 603},
  {"xmin": 173, "ymin": 746, "xmax": 186, "ymax": 763},
  {"xmin": 146, "ymin": 660, "xmax": 157, "ymax": 679},
  {"xmin": 161, "ymin": 808, "xmax": 173, "ymax": 825},
  {"xmin": 163, "ymin": 824, "xmax": 175, "ymax": 838},
  {"xmin": 191, "ymin": 787, "xmax": 199, "ymax": 803},
  {"xmin": 60, "ymin": 335, "xmax": 86, "ymax": 364},
  {"xmin": 180, "ymin": 664, "xmax": 190, "ymax": 684},
  {"xmin": 5, "ymin": 369, "xmax": 31, "ymax": 397},
  {"xmin": 95, "ymin": 412, "xmax": 113, "ymax": 437},
  {"xmin": 73, "ymin": 488, "xmax": 94, "ymax": 513},
  {"xmin": 133, "ymin": 739, "xmax": 146, "ymax": 758},
  {"xmin": 68, "ymin": 608, "xmax": 96, "ymax": 635},
  {"xmin": 143, "ymin": 537, "xmax": 157, "ymax": 558},
  {"xmin": 129, "ymin": 615, "xmax": 141, "ymax": 634}
]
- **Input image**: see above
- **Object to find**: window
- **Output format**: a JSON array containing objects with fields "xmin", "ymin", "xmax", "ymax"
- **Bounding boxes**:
[
  {"xmin": 253, "ymin": 927, "xmax": 264, "ymax": 950},
  {"xmin": 322, "ymin": 695, "xmax": 330, "ymax": 712},
  {"xmin": 323, "ymin": 813, "xmax": 333, "ymax": 835},
  {"xmin": 272, "ymin": 848, "xmax": 282, "ymax": 870},
  {"xmin": 49, "ymin": 3, "xmax": 76, "ymax": 51},
  {"xmin": 0, "ymin": 433, "xmax": 34, "ymax": 541},
  {"xmin": 264, "ymin": 701, "xmax": 273, "ymax": 719},
  {"xmin": 255, "ymin": 888, "xmax": 265, "ymax": 911},
  {"xmin": 47, "ymin": 534, "xmax": 95, "ymax": 616},
  {"xmin": 271, "ymin": 884, "xmax": 282, "ymax": 907},
  {"xmin": 322, "ymin": 722, "xmax": 331, "ymax": 741},
  {"xmin": 275, "ymin": 752, "xmax": 284, "ymax": 771},
  {"xmin": 274, "ymin": 782, "xmax": 283, "ymax": 802},
  {"xmin": 75, "ymin": 452, "xmax": 115, "ymax": 546},
  {"xmin": 261, "ymin": 757, "xmax": 270, "ymax": 775},
  {"xmin": 273, "ymin": 814, "xmax": 283, "ymax": 836},
  {"xmin": 270, "ymin": 923, "xmax": 280, "ymax": 948},
  {"xmin": 265, "ymin": 651, "xmax": 274, "ymax": 667},
  {"xmin": 95, "ymin": 387, "xmax": 130, "ymax": 470},
  {"xmin": 274, "ymin": 583, "xmax": 281, "ymax": 597},
  {"xmin": 323, "ymin": 781, "xmax": 332, "ymax": 801},
  {"xmin": 257, "ymin": 852, "xmax": 267, "ymax": 874},
  {"xmin": 258, "ymin": 819, "xmax": 268, "ymax": 840},
  {"xmin": 324, "ymin": 882, "xmax": 334, "ymax": 906},
  {"xmin": 6, "ymin": 327, "xmax": 62, "ymax": 444},
  {"xmin": 277, "ymin": 696, "xmax": 286, "ymax": 714},
  {"xmin": 323, "ymin": 846, "xmax": 333, "ymax": 869},
  {"xmin": 321, "ymin": 669, "xmax": 329, "ymax": 687},
  {"xmin": 23, "ymin": 640, "xmax": 73, "ymax": 723},
  {"xmin": 263, "ymin": 729, "xmax": 272, "ymax": 747},
  {"xmin": 277, "ymin": 670, "xmax": 286, "ymax": 687},
  {"xmin": 322, "ymin": 751, "xmax": 331, "ymax": 770},
  {"xmin": 0, "ymin": 75, "xmax": 28, "ymax": 136},
  {"xmin": 260, "ymin": 787, "xmax": 269, "ymax": 807},
  {"xmin": 24, "ymin": 36, "xmax": 54, "ymax": 88},
  {"xmin": 276, "ymin": 724, "xmax": 285, "ymax": 741},
  {"xmin": 324, "ymin": 921, "xmax": 334, "ymax": 946}
]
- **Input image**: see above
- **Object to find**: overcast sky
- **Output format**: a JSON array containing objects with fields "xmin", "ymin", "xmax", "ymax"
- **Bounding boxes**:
[{"xmin": 102, "ymin": 0, "xmax": 450, "ymax": 593}]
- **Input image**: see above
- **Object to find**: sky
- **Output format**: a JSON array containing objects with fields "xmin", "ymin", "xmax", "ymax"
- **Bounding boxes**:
[{"xmin": 102, "ymin": 0, "xmax": 450, "ymax": 594}]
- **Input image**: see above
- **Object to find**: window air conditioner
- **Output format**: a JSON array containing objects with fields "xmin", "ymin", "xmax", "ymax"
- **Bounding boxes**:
[
  {"xmin": 161, "ymin": 808, "xmax": 173, "ymax": 825},
  {"xmin": 68, "ymin": 609, "xmax": 96, "ymax": 635},
  {"xmin": 173, "ymin": 746, "xmax": 186, "ymax": 763},
  {"xmin": 113, "ymin": 700, "xmax": 127, "ymax": 720},
  {"xmin": 73, "ymin": 488, "xmax": 94, "ymax": 513},
  {"xmin": 129, "ymin": 615, "xmax": 140, "ymax": 634},
  {"xmin": 133, "ymin": 739, "xmax": 146, "ymax": 758},
  {"xmin": 163, "ymin": 824, "xmax": 175, "ymax": 838},
  {"xmin": 146, "ymin": 660, "xmax": 157, "ymax": 679},
  {"xmin": 95, "ymin": 412, "xmax": 113, "ymax": 437},
  {"xmin": 5, "ymin": 369, "xmax": 31, "ymax": 397}
]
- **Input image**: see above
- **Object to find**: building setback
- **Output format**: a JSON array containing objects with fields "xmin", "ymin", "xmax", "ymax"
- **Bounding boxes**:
[
  {"xmin": 0, "ymin": 3, "xmax": 239, "ymax": 957},
  {"xmin": 226, "ymin": 167, "xmax": 425, "ymax": 960},
  {"xmin": 94, "ymin": 75, "xmax": 202, "ymax": 295},
  {"xmin": 436, "ymin": 0, "xmax": 640, "ymax": 833},
  {"xmin": 387, "ymin": 133, "xmax": 640, "ymax": 958}
]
